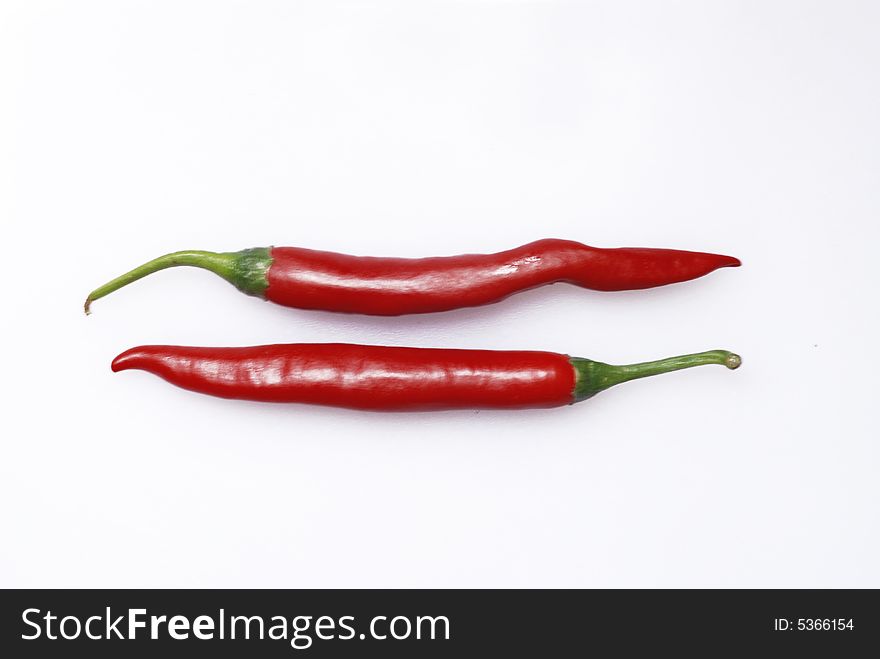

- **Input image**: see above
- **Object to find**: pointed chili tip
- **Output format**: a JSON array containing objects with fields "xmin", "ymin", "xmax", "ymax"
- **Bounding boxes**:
[
  {"xmin": 725, "ymin": 353, "xmax": 742, "ymax": 370},
  {"xmin": 711, "ymin": 254, "xmax": 741, "ymax": 269},
  {"xmin": 725, "ymin": 255, "xmax": 742, "ymax": 268},
  {"xmin": 720, "ymin": 256, "xmax": 742, "ymax": 268},
  {"xmin": 111, "ymin": 348, "xmax": 140, "ymax": 373}
]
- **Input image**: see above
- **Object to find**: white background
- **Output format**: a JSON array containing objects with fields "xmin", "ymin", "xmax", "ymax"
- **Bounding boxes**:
[{"xmin": 2, "ymin": 0, "xmax": 878, "ymax": 588}]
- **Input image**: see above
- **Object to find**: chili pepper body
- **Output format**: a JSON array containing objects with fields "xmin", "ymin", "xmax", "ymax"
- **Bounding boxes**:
[
  {"xmin": 111, "ymin": 343, "xmax": 741, "ymax": 411},
  {"xmin": 85, "ymin": 239, "xmax": 740, "ymax": 315},
  {"xmin": 264, "ymin": 240, "xmax": 739, "ymax": 315}
]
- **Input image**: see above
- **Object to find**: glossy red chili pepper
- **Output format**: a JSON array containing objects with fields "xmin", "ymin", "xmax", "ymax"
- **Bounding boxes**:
[
  {"xmin": 111, "ymin": 343, "xmax": 741, "ymax": 411},
  {"xmin": 85, "ymin": 239, "xmax": 740, "ymax": 315}
]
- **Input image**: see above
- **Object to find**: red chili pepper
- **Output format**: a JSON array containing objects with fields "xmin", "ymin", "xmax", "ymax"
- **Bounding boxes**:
[
  {"xmin": 85, "ymin": 239, "xmax": 740, "ymax": 315},
  {"xmin": 111, "ymin": 343, "xmax": 741, "ymax": 411}
]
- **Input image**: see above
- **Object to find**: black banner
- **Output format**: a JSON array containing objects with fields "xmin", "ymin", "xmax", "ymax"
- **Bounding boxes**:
[{"xmin": 1, "ymin": 589, "xmax": 876, "ymax": 656}]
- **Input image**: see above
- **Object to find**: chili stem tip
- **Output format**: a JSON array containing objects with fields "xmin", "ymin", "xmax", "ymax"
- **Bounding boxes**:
[
  {"xmin": 725, "ymin": 353, "xmax": 742, "ymax": 370},
  {"xmin": 83, "ymin": 248, "xmax": 271, "ymax": 313}
]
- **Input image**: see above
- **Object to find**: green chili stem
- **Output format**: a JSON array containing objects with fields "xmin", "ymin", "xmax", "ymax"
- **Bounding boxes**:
[
  {"xmin": 572, "ymin": 350, "xmax": 741, "ymax": 401},
  {"xmin": 84, "ymin": 248, "xmax": 271, "ymax": 314}
]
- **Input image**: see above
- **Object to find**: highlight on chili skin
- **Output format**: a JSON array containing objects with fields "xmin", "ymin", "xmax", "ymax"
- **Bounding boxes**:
[
  {"xmin": 84, "ymin": 239, "xmax": 741, "ymax": 315},
  {"xmin": 110, "ymin": 343, "xmax": 742, "ymax": 411}
]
